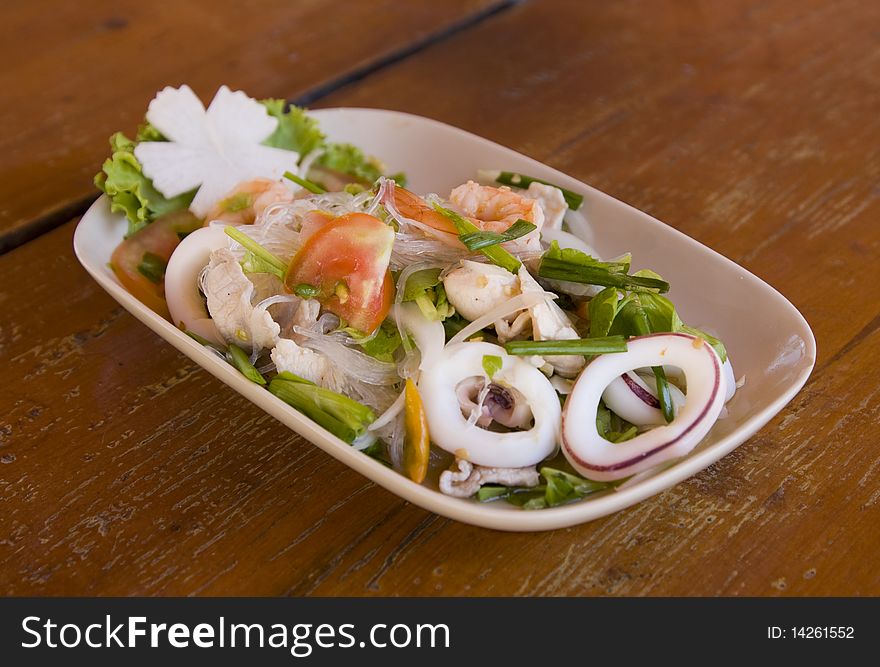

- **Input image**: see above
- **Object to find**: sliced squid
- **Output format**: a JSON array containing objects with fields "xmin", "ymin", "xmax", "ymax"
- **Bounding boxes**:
[
  {"xmin": 164, "ymin": 225, "xmax": 229, "ymax": 345},
  {"xmin": 562, "ymin": 333, "xmax": 725, "ymax": 481},
  {"xmin": 418, "ymin": 342, "xmax": 560, "ymax": 469}
]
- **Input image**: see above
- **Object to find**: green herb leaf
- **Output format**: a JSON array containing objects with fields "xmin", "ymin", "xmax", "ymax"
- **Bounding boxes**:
[
  {"xmin": 353, "ymin": 320, "xmax": 403, "ymax": 362},
  {"xmin": 505, "ymin": 336, "xmax": 627, "ymax": 356},
  {"xmin": 261, "ymin": 100, "xmax": 325, "ymax": 156},
  {"xmin": 228, "ymin": 344, "xmax": 267, "ymax": 385},
  {"xmin": 432, "ymin": 203, "xmax": 521, "ymax": 273},
  {"xmin": 316, "ymin": 142, "xmax": 384, "ymax": 183},
  {"xmin": 589, "ymin": 287, "xmax": 621, "ymax": 338},
  {"xmin": 596, "ymin": 400, "xmax": 638, "ymax": 443},
  {"xmin": 284, "ymin": 170, "xmax": 326, "ymax": 194},
  {"xmin": 136, "ymin": 252, "xmax": 167, "ymax": 284},
  {"xmin": 458, "ymin": 219, "xmax": 537, "ymax": 251},
  {"xmin": 388, "ymin": 172, "xmax": 407, "ymax": 187},
  {"xmin": 442, "ymin": 313, "xmax": 469, "ymax": 341},
  {"xmin": 494, "ymin": 172, "xmax": 584, "ymax": 210},
  {"xmin": 540, "ymin": 467, "xmax": 611, "ymax": 507},
  {"xmin": 607, "ymin": 425, "xmax": 639, "ymax": 443},
  {"xmin": 292, "ymin": 283, "xmax": 320, "ymax": 298},
  {"xmin": 482, "ymin": 355, "xmax": 503, "ymax": 379},
  {"xmin": 607, "ymin": 298, "xmax": 676, "ymax": 423}
]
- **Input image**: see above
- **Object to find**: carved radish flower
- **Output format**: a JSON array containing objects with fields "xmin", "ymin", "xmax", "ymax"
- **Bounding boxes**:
[{"xmin": 134, "ymin": 85, "xmax": 299, "ymax": 217}]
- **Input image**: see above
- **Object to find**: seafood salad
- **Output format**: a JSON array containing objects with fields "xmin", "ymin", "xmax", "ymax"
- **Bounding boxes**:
[{"xmin": 96, "ymin": 85, "xmax": 738, "ymax": 510}]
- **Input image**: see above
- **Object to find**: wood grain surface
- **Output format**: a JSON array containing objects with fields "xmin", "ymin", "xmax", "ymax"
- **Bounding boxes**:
[
  {"xmin": 0, "ymin": 0, "xmax": 508, "ymax": 252},
  {"xmin": 1, "ymin": 0, "xmax": 879, "ymax": 596}
]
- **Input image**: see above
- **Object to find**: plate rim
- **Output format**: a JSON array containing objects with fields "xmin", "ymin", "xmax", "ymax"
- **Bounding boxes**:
[{"xmin": 72, "ymin": 107, "xmax": 816, "ymax": 531}]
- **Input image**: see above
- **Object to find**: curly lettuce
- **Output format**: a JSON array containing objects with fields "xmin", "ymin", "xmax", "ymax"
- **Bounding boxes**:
[{"xmin": 94, "ymin": 132, "xmax": 194, "ymax": 237}]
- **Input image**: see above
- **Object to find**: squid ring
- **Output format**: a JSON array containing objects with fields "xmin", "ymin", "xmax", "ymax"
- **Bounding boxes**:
[
  {"xmin": 418, "ymin": 342, "xmax": 560, "ymax": 469},
  {"xmin": 562, "ymin": 333, "xmax": 725, "ymax": 481},
  {"xmin": 164, "ymin": 225, "xmax": 228, "ymax": 345}
]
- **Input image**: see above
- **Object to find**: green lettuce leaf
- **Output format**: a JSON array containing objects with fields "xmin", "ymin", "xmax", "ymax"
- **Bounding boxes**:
[{"xmin": 94, "ymin": 132, "xmax": 194, "ymax": 237}]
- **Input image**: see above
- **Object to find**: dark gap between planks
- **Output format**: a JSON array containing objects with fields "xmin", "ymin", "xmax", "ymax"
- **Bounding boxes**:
[{"xmin": 0, "ymin": 0, "xmax": 525, "ymax": 257}]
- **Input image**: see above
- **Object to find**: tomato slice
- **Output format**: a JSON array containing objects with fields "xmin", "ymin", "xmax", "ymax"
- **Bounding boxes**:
[
  {"xmin": 110, "ymin": 210, "xmax": 203, "ymax": 319},
  {"xmin": 284, "ymin": 212, "xmax": 395, "ymax": 333}
]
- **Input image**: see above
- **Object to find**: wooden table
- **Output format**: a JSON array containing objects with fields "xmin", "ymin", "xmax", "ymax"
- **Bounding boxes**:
[{"xmin": 1, "ymin": 0, "xmax": 878, "ymax": 596}]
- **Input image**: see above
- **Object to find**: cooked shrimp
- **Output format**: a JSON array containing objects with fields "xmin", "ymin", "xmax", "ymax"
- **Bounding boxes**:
[
  {"xmin": 391, "ymin": 186, "xmax": 458, "ymax": 234},
  {"xmin": 449, "ymin": 181, "xmax": 544, "ymax": 233},
  {"xmin": 205, "ymin": 178, "xmax": 295, "ymax": 225}
]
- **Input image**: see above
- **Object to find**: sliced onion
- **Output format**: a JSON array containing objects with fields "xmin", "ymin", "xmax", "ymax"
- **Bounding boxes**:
[
  {"xmin": 418, "ymin": 341, "xmax": 560, "ymax": 468},
  {"xmin": 603, "ymin": 370, "xmax": 686, "ymax": 426},
  {"xmin": 562, "ymin": 333, "xmax": 725, "ymax": 481},
  {"xmin": 448, "ymin": 291, "xmax": 552, "ymax": 346}
]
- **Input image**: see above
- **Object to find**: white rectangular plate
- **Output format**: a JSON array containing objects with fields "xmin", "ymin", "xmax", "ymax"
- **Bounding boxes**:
[{"xmin": 73, "ymin": 108, "xmax": 815, "ymax": 531}]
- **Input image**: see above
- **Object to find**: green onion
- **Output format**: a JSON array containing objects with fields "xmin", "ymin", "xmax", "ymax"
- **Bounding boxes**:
[
  {"xmin": 284, "ymin": 170, "xmax": 326, "ymax": 194},
  {"xmin": 268, "ymin": 372, "xmax": 375, "ymax": 443},
  {"xmin": 185, "ymin": 329, "xmax": 220, "ymax": 349},
  {"xmin": 493, "ymin": 171, "xmax": 584, "ymax": 210},
  {"xmin": 228, "ymin": 344, "xmax": 266, "ymax": 385},
  {"xmin": 538, "ymin": 257, "xmax": 670, "ymax": 292},
  {"xmin": 431, "ymin": 203, "xmax": 521, "ymax": 273},
  {"xmin": 224, "ymin": 226, "xmax": 287, "ymax": 280},
  {"xmin": 504, "ymin": 336, "xmax": 628, "ymax": 356},
  {"xmin": 458, "ymin": 219, "xmax": 537, "ymax": 251},
  {"xmin": 137, "ymin": 252, "xmax": 167, "ymax": 284},
  {"xmin": 223, "ymin": 225, "xmax": 287, "ymax": 277},
  {"xmin": 293, "ymin": 283, "xmax": 320, "ymax": 298},
  {"xmin": 652, "ymin": 367, "xmax": 675, "ymax": 423}
]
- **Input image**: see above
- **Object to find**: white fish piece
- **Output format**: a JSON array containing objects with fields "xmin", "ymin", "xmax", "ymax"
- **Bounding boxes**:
[
  {"xmin": 442, "ymin": 259, "xmax": 520, "ymax": 322},
  {"xmin": 201, "ymin": 248, "xmax": 280, "ymax": 352}
]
